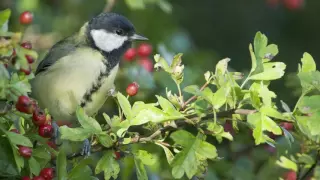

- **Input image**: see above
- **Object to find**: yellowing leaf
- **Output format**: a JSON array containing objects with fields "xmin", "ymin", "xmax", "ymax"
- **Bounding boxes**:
[
  {"xmin": 117, "ymin": 92, "xmax": 132, "ymax": 119},
  {"xmin": 249, "ymin": 62, "xmax": 286, "ymax": 80},
  {"xmin": 300, "ymin": 52, "xmax": 316, "ymax": 73},
  {"xmin": 211, "ymin": 86, "xmax": 231, "ymax": 109},
  {"xmin": 276, "ymin": 156, "xmax": 297, "ymax": 172}
]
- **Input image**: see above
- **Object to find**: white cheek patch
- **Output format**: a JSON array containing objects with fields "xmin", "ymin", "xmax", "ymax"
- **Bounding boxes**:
[{"xmin": 90, "ymin": 29, "xmax": 128, "ymax": 52}]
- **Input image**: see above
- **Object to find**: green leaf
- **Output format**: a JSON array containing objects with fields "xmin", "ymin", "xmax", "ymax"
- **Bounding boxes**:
[
  {"xmin": 298, "ymin": 95, "xmax": 320, "ymax": 114},
  {"xmin": 134, "ymin": 156, "xmax": 148, "ymax": 180},
  {"xmin": 262, "ymin": 44, "xmax": 278, "ymax": 62},
  {"xmin": 131, "ymin": 107, "xmax": 168, "ymax": 125},
  {"xmin": 260, "ymin": 106, "xmax": 286, "ymax": 120},
  {"xmin": 12, "ymin": 144, "xmax": 24, "ymax": 173},
  {"xmin": 215, "ymin": 58, "xmax": 230, "ymax": 77},
  {"xmin": 157, "ymin": 0, "xmax": 172, "ymax": 13},
  {"xmin": 170, "ymin": 131, "xmax": 217, "ymax": 179},
  {"xmin": 248, "ymin": 112, "xmax": 282, "ymax": 145},
  {"xmin": 95, "ymin": 150, "xmax": 120, "ymax": 180},
  {"xmin": 155, "ymin": 142, "xmax": 174, "ymax": 164},
  {"xmin": 28, "ymin": 157, "xmax": 41, "ymax": 176},
  {"xmin": 60, "ymin": 127, "xmax": 92, "ymax": 141},
  {"xmin": 33, "ymin": 147, "xmax": 51, "ymax": 160},
  {"xmin": 249, "ymin": 62, "xmax": 286, "ymax": 80},
  {"xmin": 0, "ymin": 9, "xmax": 11, "ymax": 28},
  {"xmin": 117, "ymin": 92, "xmax": 132, "ymax": 119},
  {"xmin": 306, "ymin": 112, "xmax": 320, "ymax": 136},
  {"xmin": 154, "ymin": 54, "xmax": 171, "ymax": 73},
  {"xmin": 0, "ymin": 137, "xmax": 19, "ymax": 176},
  {"xmin": 298, "ymin": 71, "xmax": 320, "ymax": 92},
  {"xmin": 57, "ymin": 150, "xmax": 68, "ymax": 180},
  {"xmin": 6, "ymin": 132, "xmax": 33, "ymax": 147},
  {"xmin": 183, "ymin": 85, "xmax": 200, "ymax": 95},
  {"xmin": 68, "ymin": 158, "xmax": 93, "ymax": 179},
  {"xmin": 276, "ymin": 156, "xmax": 297, "ymax": 172},
  {"xmin": 76, "ymin": 107, "xmax": 102, "ymax": 132},
  {"xmin": 156, "ymin": 95, "xmax": 183, "ymax": 117},
  {"xmin": 251, "ymin": 115, "xmax": 264, "ymax": 145},
  {"xmin": 254, "ymin": 32, "xmax": 268, "ymax": 60},
  {"xmin": 300, "ymin": 52, "xmax": 316, "ymax": 73},
  {"xmin": 211, "ymin": 86, "xmax": 230, "ymax": 109},
  {"xmin": 97, "ymin": 133, "xmax": 113, "ymax": 148},
  {"xmin": 297, "ymin": 154, "xmax": 315, "ymax": 167},
  {"xmin": 125, "ymin": 0, "xmax": 145, "ymax": 9},
  {"xmin": 133, "ymin": 150, "xmax": 157, "ymax": 166}
]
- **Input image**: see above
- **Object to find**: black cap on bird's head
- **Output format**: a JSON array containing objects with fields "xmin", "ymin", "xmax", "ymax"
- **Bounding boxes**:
[{"xmin": 87, "ymin": 13, "xmax": 148, "ymax": 53}]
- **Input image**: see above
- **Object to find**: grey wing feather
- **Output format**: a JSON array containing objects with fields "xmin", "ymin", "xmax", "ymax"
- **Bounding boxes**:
[{"xmin": 35, "ymin": 36, "xmax": 78, "ymax": 75}]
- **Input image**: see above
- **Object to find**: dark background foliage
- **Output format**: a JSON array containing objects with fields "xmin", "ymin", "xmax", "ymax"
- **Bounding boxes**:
[{"xmin": 0, "ymin": 0, "xmax": 316, "ymax": 179}]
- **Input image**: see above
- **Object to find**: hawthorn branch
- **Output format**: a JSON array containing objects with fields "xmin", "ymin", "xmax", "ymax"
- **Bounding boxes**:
[
  {"xmin": 103, "ymin": 0, "xmax": 117, "ymax": 12},
  {"xmin": 181, "ymin": 82, "xmax": 209, "ymax": 110},
  {"xmin": 61, "ymin": 108, "xmax": 256, "ymax": 161}
]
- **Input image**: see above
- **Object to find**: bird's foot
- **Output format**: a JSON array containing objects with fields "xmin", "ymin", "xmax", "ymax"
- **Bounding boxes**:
[
  {"xmin": 51, "ymin": 121, "xmax": 61, "ymax": 146},
  {"xmin": 81, "ymin": 139, "xmax": 91, "ymax": 156}
]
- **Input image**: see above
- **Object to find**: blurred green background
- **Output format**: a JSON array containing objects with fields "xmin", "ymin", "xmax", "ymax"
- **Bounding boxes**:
[{"xmin": 0, "ymin": 0, "xmax": 316, "ymax": 179}]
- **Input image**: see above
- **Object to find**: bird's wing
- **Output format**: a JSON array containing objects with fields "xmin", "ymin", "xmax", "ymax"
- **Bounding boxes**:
[{"xmin": 35, "ymin": 36, "xmax": 80, "ymax": 75}]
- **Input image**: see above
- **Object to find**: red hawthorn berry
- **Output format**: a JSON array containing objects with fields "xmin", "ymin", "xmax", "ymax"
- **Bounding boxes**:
[
  {"xmin": 114, "ymin": 151, "xmax": 121, "ymax": 160},
  {"xmin": 18, "ymin": 146, "xmax": 32, "ymax": 158},
  {"xmin": 10, "ymin": 129, "xmax": 20, "ymax": 134},
  {"xmin": 20, "ymin": 67, "xmax": 32, "ymax": 75},
  {"xmin": 16, "ymin": 95, "xmax": 33, "ymax": 114},
  {"xmin": 138, "ymin": 57, "xmax": 153, "ymax": 72},
  {"xmin": 126, "ymin": 82, "xmax": 139, "ymax": 96},
  {"xmin": 26, "ymin": 55, "xmax": 34, "ymax": 64},
  {"xmin": 124, "ymin": 48, "xmax": 136, "ymax": 61},
  {"xmin": 19, "ymin": 11, "xmax": 33, "ymax": 25},
  {"xmin": 21, "ymin": 42, "xmax": 32, "ymax": 49},
  {"xmin": 47, "ymin": 141, "xmax": 57, "ymax": 150},
  {"xmin": 32, "ymin": 176, "xmax": 45, "ymax": 180},
  {"xmin": 283, "ymin": 170, "xmax": 297, "ymax": 180},
  {"xmin": 21, "ymin": 176, "xmax": 31, "ymax": 180},
  {"xmin": 38, "ymin": 124, "xmax": 53, "ymax": 138},
  {"xmin": 280, "ymin": 122, "xmax": 293, "ymax": 131},
  {"xmin": 39, "ymin": 168, "xmax": 54, "ymax": 180},
  {"xmin": 32, "ymin": 108, "xmax": 47, "ymax": 126},
  {"xmin": 283, "ymin": 0, "xmax": 304, "ymax": 10},
  {"xmin": 137, "ymin": 43, "xmax": 152, "ymax": 57}
]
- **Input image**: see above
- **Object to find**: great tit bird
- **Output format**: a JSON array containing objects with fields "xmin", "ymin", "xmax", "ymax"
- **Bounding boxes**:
[
  {"xmin": 31, "ymin": 12, "xmax": 147, "ymax": 121},
  {"xmin": 30, "ymin": 12, "xmax": 148, "ymax": 154}
]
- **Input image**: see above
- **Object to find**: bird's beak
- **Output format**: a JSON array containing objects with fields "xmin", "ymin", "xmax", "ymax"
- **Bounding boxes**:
[{"xmin": 130, "ymin": 33, "xmax": 148, "ymax": 41}]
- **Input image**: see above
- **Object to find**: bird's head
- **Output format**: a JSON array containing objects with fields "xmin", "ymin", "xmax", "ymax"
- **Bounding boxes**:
[{"xmin": 86, "ymin": 13, "xmax": 148, "ymax": 53}]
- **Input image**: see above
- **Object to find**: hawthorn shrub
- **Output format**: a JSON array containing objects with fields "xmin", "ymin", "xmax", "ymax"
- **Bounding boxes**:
[{"xmin": 0, "ymin": 8, "xmax": 320, "ymax": 180}]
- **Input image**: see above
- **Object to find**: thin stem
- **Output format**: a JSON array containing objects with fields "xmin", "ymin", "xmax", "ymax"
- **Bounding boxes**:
[
  {"xmin": 181, "ymin": 82, "xmax": 209, "ymax": 109},
  {"xmin": 240, "ymin": 72, "xmax": 252, "ymax": 89},
  {"xmin": 293, "ymin": 89, "xmax": 310, "ymax": 113},
  {"xmin": 103, "ymin": 0, "xmax": 117, "ymax": 12},
  {"xmin": 177, "ymin": 83, "xmax": 184, "ymax": 105}
]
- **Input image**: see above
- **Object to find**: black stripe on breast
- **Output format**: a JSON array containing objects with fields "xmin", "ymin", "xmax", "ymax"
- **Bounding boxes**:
[{"xmin": 80, "ymin": 60, "xmax": 113, "ymax": 107}]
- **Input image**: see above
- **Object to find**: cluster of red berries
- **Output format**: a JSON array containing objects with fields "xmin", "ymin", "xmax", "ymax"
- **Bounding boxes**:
[
  {"xmin": 14, "ymin": 95, "xmax": 54, "ymax": 158},
  {"xmin": 7, "ymin": 11, "xmax": 35, "ymax": 74},
  {"xmin": 21, "ymin": 167, "xmax": 54, "ymax": 180},
  {"xmin": 123, "ymin": 43, "xmax": 153, "ymax": 72},
  {"xmin": 266, "ymin": 0, "xmax": 304, "ymax": 10}
]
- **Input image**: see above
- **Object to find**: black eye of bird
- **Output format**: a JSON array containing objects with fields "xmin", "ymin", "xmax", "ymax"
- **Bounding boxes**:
[{"xmin": 115, "ymin": 29, "xmax": 124, "ymax": 35}]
